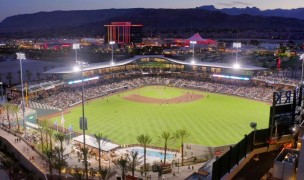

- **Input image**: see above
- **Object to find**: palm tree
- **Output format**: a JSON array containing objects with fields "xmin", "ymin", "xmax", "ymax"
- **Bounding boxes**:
[
  {"xmin": 94, "ymin": 133, "xmax": 108, "ymax": 173},
  {"xmin": 25, "ymin": 70, "xmax": 32, "ymax": 81},
  {"xmin": 158, "ymin": 131, "xmax": 173, "ymax": 164},
  {"xmin": 36, "ymin": 72, "xmax": 41, "ymax": 81},
  {"xmin": 127, "ymin": 151, "xmax": 142, "ymax": 178},
  {"xmin": 37, "ymin": 120, "xmax": 48, "ymax": 151},
  {"xmin": 114, "ymin": 157, "xmax": 128, "ymax": 180},
  {"xmin": 6, "ymin": 72, "xmax": 12, "ymax": 87},
  {"xmin": 99, "ymin": 166, "xmax": 111, "ymax": 180},
  {"xmin": 53, "ymin": 146, "xmax": 67, "ymax": 180},
  {"xmin": 11, "ymin": 105, "xmax": 20, "ymax": 133},
  {"xmin": 54, "ymin": 132, "xmax": 66, "ymax": 161},
  {"xmin": 43, "ymin": 148, "xmax": 54, "ymax": 177},
  {"xmin": 71, "ymin": 166, "xmax": 83, "ymax": 180},
  {"xmin": 136, "ymin": 134, "xmax": 152, "ymax": 176},
  {"xmin": 54, "ymin": 132, "xmax": 66, "ymax": 178},
  {"xmin": 174, "ymin": 129, "xmax": 190, "ymax": 166},
  {"xmin": 2, "ymin": 102, "xmax": 12, "ymax": 129},
  {"xmin": 47, "ymin": 127, "xmax": 55, "ymax": 150},
  {"xmin": 17, "ymin": 70, "xmax": 21, "ymax": 84},
  {"xmin": 80, "ymin": 147, "xmax": 89, "ymax": 168}
]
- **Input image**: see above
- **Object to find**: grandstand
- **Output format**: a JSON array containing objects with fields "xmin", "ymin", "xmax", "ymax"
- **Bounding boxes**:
[{"xmin": 31, "ymin": 76, "xmax": 274, "ymax": 110}]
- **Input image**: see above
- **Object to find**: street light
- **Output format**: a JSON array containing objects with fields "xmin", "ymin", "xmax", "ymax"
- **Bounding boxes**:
[
  {"xmin": 233, "ymin": 42, "xmax": 241, "ymax": 69},
  {"xmin": 300, "ymin": 53, "xmax": 304, "ymax": 84},
  {"xmin": 109, "ymin": 41, "xmax": 115, "ymax": 65},
  {"xmin": 190, "ymin": 41, "xmax": 197, "ymax": 64},
  {"xmin": 74, "ymin": 58, "xmax": 89, "ymax": 180},
  {"xmin": 16, "ymin": 52, "xmax": 26, "ymax": 137}
]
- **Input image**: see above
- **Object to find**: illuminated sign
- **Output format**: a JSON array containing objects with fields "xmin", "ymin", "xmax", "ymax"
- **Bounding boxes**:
[
  {"xmin": 273, "ymin": 90, "xmax": 294, "ymax": 106},
  {"xmin": 68, "ymin": 76, "xmax": 99, "ymax": 85}
]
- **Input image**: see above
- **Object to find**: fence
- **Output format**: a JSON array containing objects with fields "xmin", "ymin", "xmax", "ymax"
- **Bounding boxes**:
[{"xmin": 212, "ymin": 128, "xmax": 270, "ymax": 180}]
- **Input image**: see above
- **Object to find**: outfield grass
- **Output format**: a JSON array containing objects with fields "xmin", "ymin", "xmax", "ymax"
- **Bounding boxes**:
[{"xmin": 50, "ymin": 85, "xmax": 270, "ymax": 148}]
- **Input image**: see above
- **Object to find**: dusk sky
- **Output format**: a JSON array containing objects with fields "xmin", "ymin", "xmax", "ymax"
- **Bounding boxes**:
[{"xmin": 0, "ymin": 0, "xmax": 303, "ymax": 22}]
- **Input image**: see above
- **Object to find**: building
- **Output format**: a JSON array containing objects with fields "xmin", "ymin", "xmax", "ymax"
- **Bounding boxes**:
[{"xmin": 104, "ymin": 22, "xmax": 143, "ymax": 45}]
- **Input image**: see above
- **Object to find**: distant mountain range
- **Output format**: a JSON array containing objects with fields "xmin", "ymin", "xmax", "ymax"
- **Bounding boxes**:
[
  {"xmin": 0, "ymin": 8, "xmax": 304, "ymax": 38},
  {"xmin": 197, "ymin": 5, "xmax": 304, "ymax": 20}
]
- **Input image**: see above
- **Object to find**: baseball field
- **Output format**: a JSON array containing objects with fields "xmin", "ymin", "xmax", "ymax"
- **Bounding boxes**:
[{"xmin": 50, "ymin": 85, "xmax": 270, "ymax": 148}]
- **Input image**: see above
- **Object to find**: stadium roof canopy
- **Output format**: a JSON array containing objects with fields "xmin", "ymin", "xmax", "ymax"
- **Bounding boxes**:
[
  {"xmin": 44, "ymin": 55, "xmax": 267, "ymax": 74},
  {"xmin": 12, "ymin": 80, "xmax": 65, "ymax": 93}
]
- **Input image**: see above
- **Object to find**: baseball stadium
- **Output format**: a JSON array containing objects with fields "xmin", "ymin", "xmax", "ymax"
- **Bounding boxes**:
[
  {"xmin": 25, "ymin": 55, "xmax": 276, "ymax": 148},
  {"xmin": 3, "ymin": 54, "xmax": 302, "ymax": 179}
]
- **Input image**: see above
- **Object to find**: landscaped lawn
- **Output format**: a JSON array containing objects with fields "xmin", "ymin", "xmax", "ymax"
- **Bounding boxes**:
[{"xmin": 49, "ymin": 85, "xmax": 270, "ymax": 148}]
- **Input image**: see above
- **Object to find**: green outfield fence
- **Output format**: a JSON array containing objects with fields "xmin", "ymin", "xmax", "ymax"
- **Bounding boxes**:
[{"xmin": 212, "ymin": 128, "xmax": 270, "ymax": 180}]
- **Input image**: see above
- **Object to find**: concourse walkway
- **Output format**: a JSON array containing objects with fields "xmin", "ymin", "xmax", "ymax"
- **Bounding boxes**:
[{"xmin": 0, "ymin": 128, "xmax": 48, "ymax": 179}]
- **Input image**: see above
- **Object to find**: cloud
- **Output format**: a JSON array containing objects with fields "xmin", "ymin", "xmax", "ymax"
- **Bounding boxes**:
[{"xmin": 218, "ymin": 1, "xmax": 251, "ymax": 7}]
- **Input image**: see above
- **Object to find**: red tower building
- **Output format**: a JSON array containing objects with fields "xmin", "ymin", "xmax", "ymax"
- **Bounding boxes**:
[{"xmin": 104, "ymin": 22, "xmax": 143, "ymax": 45}]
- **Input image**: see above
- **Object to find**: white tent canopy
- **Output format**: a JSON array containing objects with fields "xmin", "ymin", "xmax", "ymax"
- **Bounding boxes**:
[
  {"xmin": 72, "ymin": 135, "xmax": 120, "ymax": 152},
  {"xmin": 186, "ymin": 33, "xmax": 216, "ymax": 44}
]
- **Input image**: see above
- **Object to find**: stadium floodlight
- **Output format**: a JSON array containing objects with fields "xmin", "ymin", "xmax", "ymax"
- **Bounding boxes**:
[
  {"xmin": 233, "ymin": 42, "xmax": 241, "ymax": 70},
  {"xmin": 300, "ymin": 54, "xmax": 304, "ymax": 84},
  {"xmin": 0, "ymin": 82, "xmax": 3, "ymax": 100},
  {"xmin": 233, "ymin": 63, "xmax": 240, "ymax": 69},
  {"xmin": 109, "ymin": 41, "xmax": 115, "ymax": 65},
  {"xmin": 73, "ymin": 59, "xmax": 89, "ymax": 180},
  {"xmin": 16, "ymin": 52, "xmax": 27, "ymax": 137},
  {"xmin": 190, "ymin": 41, "xmax": 197, "ymax": 64},
  {"xmin": 73, "ymin": 65, "xmax": 81, "ymax": 72},
  {"xmin": 73, "ymin": 43, "xmax": 80, "ymax": 64}
]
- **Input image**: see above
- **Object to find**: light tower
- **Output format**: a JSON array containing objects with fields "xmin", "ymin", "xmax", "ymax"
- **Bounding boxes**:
[
  {"xmin": 109, "ymin": 41, "xmax": 115, "ymax": 65},
  {"xmin": 190, "ymin": 41, "xmax": 197, "ymax": 64},
  {"xmin": 233, "ymin": 42, "xmax": 241, "ymax": 69},
  {"xmin": 16, "ymin": 52, "xmax": 27, "ymax": 136}
]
